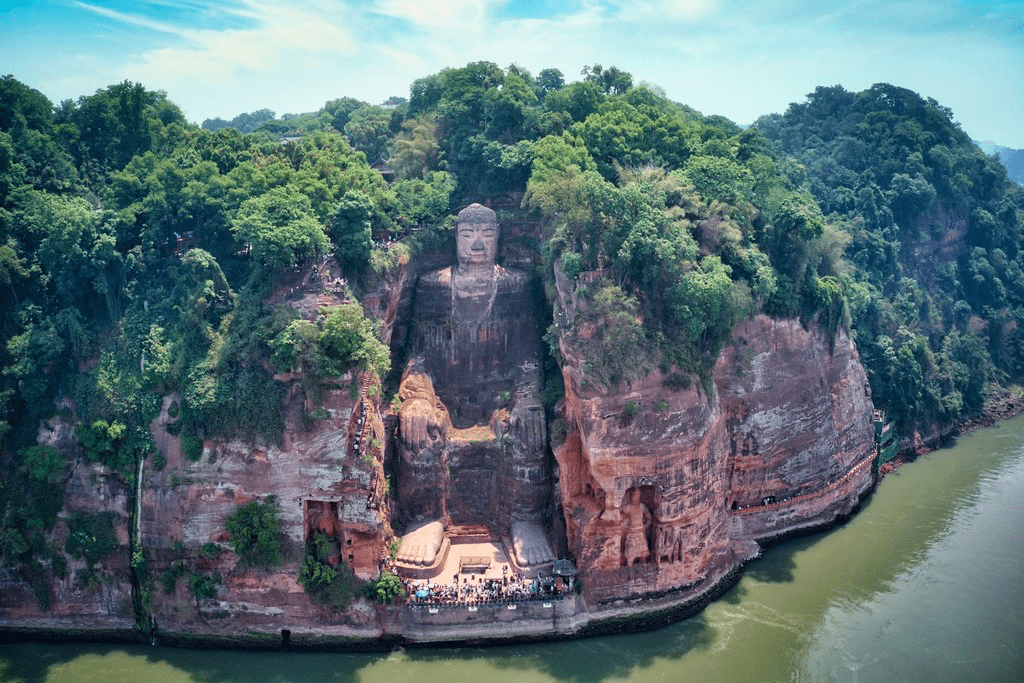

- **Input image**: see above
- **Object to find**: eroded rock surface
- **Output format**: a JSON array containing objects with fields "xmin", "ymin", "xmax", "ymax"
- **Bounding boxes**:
[
  {"xmin": 555, "ymin": 314, "xmax": 876, "ymax": 604},
  {"xmin": 0, "ymin": 417, "xmax": 134, "ymax": 629}
]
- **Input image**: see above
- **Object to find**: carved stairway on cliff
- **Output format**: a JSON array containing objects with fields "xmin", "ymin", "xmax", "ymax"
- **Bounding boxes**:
[{"xmin": 351, "ymin": 371, "xmax": 383, "ymax": 511}]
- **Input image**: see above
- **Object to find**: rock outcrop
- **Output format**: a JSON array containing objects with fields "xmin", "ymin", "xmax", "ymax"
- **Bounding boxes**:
[
  {"xmin": 554, "ymin": 313, "xmax": 876, "ymax": 604},
  {"xmin": 126, "ymin": 279, "xmax": 393, "ymax": 635},
  {"xmin": 0, "ymin": 417, "xmax": 134, "ymax": 630}
]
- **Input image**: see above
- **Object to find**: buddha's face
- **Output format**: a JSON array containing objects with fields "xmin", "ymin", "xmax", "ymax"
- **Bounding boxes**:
[{"xmin": 456, "ymin": 218, "xmax": 499, "ymax": 269}]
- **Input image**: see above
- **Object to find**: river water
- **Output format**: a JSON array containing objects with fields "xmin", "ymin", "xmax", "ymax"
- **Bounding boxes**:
[{"xmin": 4, "ymin": 415, "xmax": 1024, "ymax": 682}]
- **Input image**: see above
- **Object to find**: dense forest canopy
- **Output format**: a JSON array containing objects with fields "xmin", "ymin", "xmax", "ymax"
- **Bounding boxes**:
[
  {"xmin": 1, "ymin": 67, "xmax": 1021, "ymax": 598},
  {"xmin": 754, "ymin": 84, "xmax": 1024, "ymax": 433}
]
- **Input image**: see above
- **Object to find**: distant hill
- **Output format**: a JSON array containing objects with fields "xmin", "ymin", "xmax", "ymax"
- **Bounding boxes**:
[{"xmin": 976, "ymin": 140, "xmax": 1024, "ymax": 186}]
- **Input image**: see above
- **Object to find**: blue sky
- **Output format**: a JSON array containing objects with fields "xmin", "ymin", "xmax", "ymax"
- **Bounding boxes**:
[{"xmin": 2, "ymin": 0, "xmax": 1022, "ymax": 147}]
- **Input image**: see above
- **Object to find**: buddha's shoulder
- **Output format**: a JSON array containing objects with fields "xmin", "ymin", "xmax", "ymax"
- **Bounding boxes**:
[
  {"xmin": 420, "ymin": 267, "xmax": 452, "ymax": 286},
  {"xmin": 496, "ymin": 265, "xmax": 530, "ymax": 287}
]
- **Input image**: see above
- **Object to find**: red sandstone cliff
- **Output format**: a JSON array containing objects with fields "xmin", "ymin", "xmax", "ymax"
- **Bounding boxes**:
[
  {"xmin": 554, "ymin": 273, "xmax": 877, "ymax": 604},
  {"xmin": 1, "ymin": 247, "xmax": 878, "ymax": 638},
  {"xmin": 134, "ymin": 283, "xmax": 393, "ymax": 635},
  {"xmin": 0, "ymin": 416, "xmax": 134, "ymax": 630}
]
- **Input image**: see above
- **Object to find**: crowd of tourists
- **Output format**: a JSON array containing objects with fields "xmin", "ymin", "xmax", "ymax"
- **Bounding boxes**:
[{"xmin": 404, "ymin": 571, "xmax": 568, "ymax": 609}]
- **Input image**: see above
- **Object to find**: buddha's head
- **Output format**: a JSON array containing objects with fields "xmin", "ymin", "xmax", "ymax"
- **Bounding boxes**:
[{"xmin": 456, "ymin": 203, "xmax": 499, "ymax": 271}]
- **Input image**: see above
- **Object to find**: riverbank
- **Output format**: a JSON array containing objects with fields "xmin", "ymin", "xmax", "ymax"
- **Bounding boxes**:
[
  {"xmin": 881, "ymin": 387, "xmax": 1024, "ymax": 476},
  {"xmin": 6, "ymin": 420, "xmax": 1021, "ymax": 682},
  {"xmin": 0, "ymin": 562, "xmax": 746, "ymax": 651},
  {"xmin": 0, "ymin": 454, "xmax": 875, "ymax": 650},
  {"xmin": 4, "ymin": 474, "xmax": 874, "ymax": 654},
  {"xmin": 6, "ymin": 396, "xmax": 1019, "ymax": 652}
]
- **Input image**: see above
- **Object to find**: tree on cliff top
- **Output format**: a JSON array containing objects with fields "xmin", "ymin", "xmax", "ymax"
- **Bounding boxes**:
[{"xmin": 231, "ymin": 185, "xmax": 329, "ymax": 273}]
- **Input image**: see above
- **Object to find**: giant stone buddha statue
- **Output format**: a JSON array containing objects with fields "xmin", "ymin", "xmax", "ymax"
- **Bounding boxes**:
[{"xmin": 394, "ymin": 204, "xmax": 555, "ymax": 571}]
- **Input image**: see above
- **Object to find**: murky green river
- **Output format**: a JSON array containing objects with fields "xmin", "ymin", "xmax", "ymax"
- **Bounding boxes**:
[{"xmin": 4, "ymin": 415, "xmax": 1024, "ymax": 682}]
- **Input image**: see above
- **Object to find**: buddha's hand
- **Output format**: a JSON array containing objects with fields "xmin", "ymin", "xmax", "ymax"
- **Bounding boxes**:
[{"xmin": 399, "ymin": 399, "xmax": 446, "ymax": 455}]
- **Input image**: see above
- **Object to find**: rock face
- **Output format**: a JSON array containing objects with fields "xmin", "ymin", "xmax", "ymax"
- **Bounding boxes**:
[
  {"xmin": 720, "ymin": 318, "xmax": 877, "ymax": 539},
  {"xmin": 1, "ymin": 211, "xmax": 879, "ymax": 641},
  {"xmin": 129, "ymin": 279, "xmax": 393, "ymax": 635},
  {"xmin": 555, "ymin": 314, "xmax": 876, "ymax": 604},
  {"xmin": 0, "ymin": 417, "xmax": 135, "ymax": 629}
]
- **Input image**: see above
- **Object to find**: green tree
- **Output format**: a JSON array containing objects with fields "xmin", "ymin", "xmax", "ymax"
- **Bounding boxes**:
[
  {"xmin": 581, "ymin": 64, "xmax": 633, "ymax": 95},
  {"xmin": 682, "ymin": 154, "xmax": 754, "ymax": 206},
  {"xmin": 75, "ymin": 419, "xmax": 128, "ymax": 468},
  {"xmin": 19, "ymin": 444, "xmax": 66, "ymax": 484},
  {"xmin": 17, "ymin": 190, "xmax": 121, "ymax": 317},
  {"xmin": 232, "ymin": 185, "xmax": 329, "ymax": 273},
  {"xmin": 575, "ymin": 97, "xmax": 695, "ymax": 179},
  {"xmin": 64, "ymin": 512, "xmax": 119, "ymax": 569},
  {"xmin": 187, "ymin": 571, "xmax": 221, "ymax": 613},
  {"xmin": 319, "ymin": 304, "xmax": 390, "ymax": 378},
  {"xmin": 225, "ymin": 496, "xmax": 283, "ymax": 567},
  {"xmin": 543, "ymin": 80, "xmax": 604, "ymax": 125},
  {"xmin": 666, "ymin": 255, "xmax": 744, "ymax": 355},
  {"xmin": 570, "ymin": 285, "xmax": 654, "ymax": 388},
  {"xmin": 939, "ymin": 330, "xmax": 991, "ymax": 414},
  {"xmin": 269, "ymin": 319, "xmax": 321, "ymax": 375},
  {"xmin": 321, "ymin": 97, "xmax": 367, "ymax": 132},
  {"xmin": 70, "ymin": 81, "xmax": 186, "ymax": 169},
  {"xmin": 365, "ymin": 570, "xmax": 404, "ymax": 604},
  {"xmin": 0, "ymin": 76, "xmax": 54, "ymax": 134},
  {"xmin": 332, "ymin": 189, "xmax": 374, "ymax": 276},
  {"xmin": 201, "ymin": 108, "xmax": 275, "ymax": 134},
  {"xmin": 535, "ymin": 68, "xmax": 565, "ymax": 99},
  {"xmin": 528, "ymin": 133, "xmax": 597, "ymax": 186},
  {"xmin": 344, "ymin": 106, "xmax": 393, "ymax": 161},
  {"xmin": 297, "ymin": 531, "xmax": 356, "ymax": 608},
  {"xmin": 175, "ymin": 248, "xmax": 235, "ymax": 330},
  {"xmin": 5, "ymin": 308, "xmax": 66, "ymax": 415},
  {"xmin": 392, "ymin": 170, "xmax": 454, "ymax": 227},
  {"xmin": 389, "ymin": 115, "xmax": 441, "ymax": 180}
]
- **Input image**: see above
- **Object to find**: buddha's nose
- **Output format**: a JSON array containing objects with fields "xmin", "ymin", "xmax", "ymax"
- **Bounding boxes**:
[{"xmin": 472, "ymin": 236, "xmax": 485, "ymax": 250}]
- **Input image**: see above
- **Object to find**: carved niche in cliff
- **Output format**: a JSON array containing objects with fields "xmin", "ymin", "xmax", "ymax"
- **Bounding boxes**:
[{"xmin": 394, "ymin": 204, "xmax": 556, "ymax": 570}]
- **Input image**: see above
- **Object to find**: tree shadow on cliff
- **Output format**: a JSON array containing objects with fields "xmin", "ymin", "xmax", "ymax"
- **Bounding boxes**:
[{"xmin": 403, "ymin": 618, "xmax": 716, "ymax": 683}]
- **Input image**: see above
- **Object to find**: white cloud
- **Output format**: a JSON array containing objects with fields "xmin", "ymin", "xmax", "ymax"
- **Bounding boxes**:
[
  {"xmin": 70, "ymin": 0, "xmax": 360, "ymax": 115},
  {"xmin": 661, "ymin": 0, "xmax": 721, "ymax": 22},
  {"xmin": 370, "ymin": 0, "xmax": 495, "ymax": 29},
  {"xmin": 10, "ymin": 0, "xmax": 1021, "ymax": 146},
  {"xmin": 605, "ymin": 0, "xmax": 722, "ymax": 23},
  {"xmin": 73, "ymin": 2, "xmax": 185, "ymax": 35}
]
